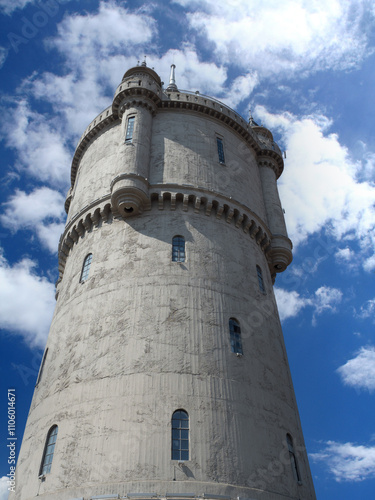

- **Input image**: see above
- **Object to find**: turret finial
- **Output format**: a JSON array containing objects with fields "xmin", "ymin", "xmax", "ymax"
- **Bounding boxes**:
[
  {"xmin": 166, "ymin": 64, "xmax": 178, "ymax": 91},
  {"xmin": 248, "ymin": 107, "xmax": 258, "ymax": 127},
  {"xmin": 141, "ymin": 55, "xmax": 147, "ymax": 67}
]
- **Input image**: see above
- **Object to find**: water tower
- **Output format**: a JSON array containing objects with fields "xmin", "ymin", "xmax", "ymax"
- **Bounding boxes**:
[{"xmin": 12, "ymin": 63, "xmax": 316, "ymax": 500}]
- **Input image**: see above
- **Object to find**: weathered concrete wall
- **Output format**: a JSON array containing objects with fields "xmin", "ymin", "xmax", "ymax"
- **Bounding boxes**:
[
  {"xmin": 150, "ymin": 112, "xmax": 266, "ymax": 222},
  {"xmin": 68, "ymin": 124, "xmax": 120, "ymax": 218}
]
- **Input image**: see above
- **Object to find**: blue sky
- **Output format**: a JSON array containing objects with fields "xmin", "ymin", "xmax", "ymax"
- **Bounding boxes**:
[{"xmin": 0, "ymin": 0, "xmax": 375, "ymax": 498}]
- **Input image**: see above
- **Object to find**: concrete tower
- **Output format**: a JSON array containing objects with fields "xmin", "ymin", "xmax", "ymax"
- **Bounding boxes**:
[{"xmin": 13, "ymin": 63, "xmax": 316, "ymax": 500}]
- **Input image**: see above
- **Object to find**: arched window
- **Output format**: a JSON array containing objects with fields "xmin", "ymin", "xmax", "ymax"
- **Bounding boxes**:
[
  {"xmin": 229, "ymin": 318, "xmax": 243, "ymax": 355},
  {"xmin": 287, "ymin": 433, "xmax": 301, "ymax": 482},
  {"xmin": 40, "ymin": 426, "xmax": 58, "ymax": 475},
  {"xmin": 171, "ymin": 410, "xmax": 189, "ymax": 460},
  {"xmin": 80, "ymin": 253, "xmax": 93, "ymax": 282},
  {"xmin": 172, "ymin": 236, "xmax": 185, "ymax": 262},
  {"xmin": 256, "ymin": 265, "xmax": 266, "ymax": 294}
]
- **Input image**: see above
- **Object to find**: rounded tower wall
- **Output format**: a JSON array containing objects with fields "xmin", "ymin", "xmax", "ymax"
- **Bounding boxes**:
[
  {"xmin": 17, "ymin": 208, "xmax": 313, "ymax": 499},
  {"xmin": 68, "ymin": 109, "xmax": 269, "ymax": 228},
  {"xmin": 150, "ymin": 113, "xmax": 267, "ymax": 222},
  {"xmin": 67, "ymin": 124, "xmax": 121, "ymax": 218}
]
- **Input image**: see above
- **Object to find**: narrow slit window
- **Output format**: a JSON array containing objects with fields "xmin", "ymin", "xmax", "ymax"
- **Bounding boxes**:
[
  {"xmin": 172, "ymin": 236, "xmax": 185, "ymax": 262},
  {"xmin": 217, "ymin": 137, "xmax": 225, "ymax": 164},
  {"xmin": 40, "ymin": 426, "xmax": 58, "ymax": 475},
  {"xmin": 172, "ymin": 410, "xmax": 189, "ymax": 461},
  {"xmin": 229, "ymin": 318, "xmax": 243, "ymax": 355},
  {"xmin": 36, "ymin": 348, "xmax": 48, "ymax": 386},
  {"xmin": 257, "ymin": 265, "xmax": 266, "ymax": 294},
  {"xmin": 125, "ymin": 116, "xmax": 135, "ymax": 143},
  {"xmin": 287, "ymin": 434, "xmax": 301, "ymax": 482},
  {"xmin": 80, "ymin": 253, "xmax": 93, "ymax": 283}
]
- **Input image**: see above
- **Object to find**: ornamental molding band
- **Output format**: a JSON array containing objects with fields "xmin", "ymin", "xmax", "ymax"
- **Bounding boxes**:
[
  {"xmin": 57, "ymin": 188, "xmax": 275, "ymax": 286},
  {"xmin": 12, "ymin": 63, "xmax": 316, "ymax": 500}
]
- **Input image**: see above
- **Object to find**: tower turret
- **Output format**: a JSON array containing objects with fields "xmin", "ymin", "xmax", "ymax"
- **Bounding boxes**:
[
  {"xmin": 252, "ymin": 123, "xmax": 292, "ymax": 276},
  {"xmin": 13, "ymin": 65, "xmax": 315, "ymax": 500}
]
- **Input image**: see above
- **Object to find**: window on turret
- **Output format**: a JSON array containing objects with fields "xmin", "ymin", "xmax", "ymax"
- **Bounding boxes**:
[
  {"xmin": 256, "ymin": 265, "xmax": 266, "ymax": 294},
  {"xmin": 172, "ymin": 410, "xmax": 189, "ymax": 460},
  {"xmin": 287, "ymin": 433, "xmax": 301, "ymax": 482},
  {"xmin": 80, "ymin": 253, "xmax": 92, "ymax": 283},
  {"xmin": 229, "ymin": 318, "xmax": 243, "ymax": 355},
  {"xmin": 40, "ymin": 425, "xmax": 58, "ymax": 475},
  {"xmin": 217, "ymin": 137, "xmax": 225, "ymax": 164},
  {"xmin": 172, "ymin": 236, "xmax": 185, "ymax": 262},
  {"xmin": 125, "ymin": 116, "xmax": 135, "ymax": 143}
]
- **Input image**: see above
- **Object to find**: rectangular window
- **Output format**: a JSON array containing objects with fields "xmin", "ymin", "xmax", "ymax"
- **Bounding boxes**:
[
  {"xmin": 217, "ymin": 137, "xmax": 225, "ymax": 164},
  {"xmin": 257, "ymin": 265, "xmax": 266, "ymax": 294},
  {"xmin": 229, "ymin": 318, "xmax": 243, "ymax": 355},
  {"xmin": 172, "ymin": 236, "xmax": 185, "ymax": 262},
  {"xmin": 125, "ymin": 116, "xmax": 135, "ymax": 143}
]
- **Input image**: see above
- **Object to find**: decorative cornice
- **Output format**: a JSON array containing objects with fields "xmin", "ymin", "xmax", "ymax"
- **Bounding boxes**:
[
  {"xmin": 118, "ymin": 98, "xmax": 157, "ymax": 119},
  {"xmin": 257, "ymin": 156, "xmax": 281, "ymax": 178},
  {"xmin": 113, "ymin": 87, "xmax": 161, "ymax": 118},
  {"xmin": 56, "ymin": 188, "xmax": 273, "ymax": 287}
]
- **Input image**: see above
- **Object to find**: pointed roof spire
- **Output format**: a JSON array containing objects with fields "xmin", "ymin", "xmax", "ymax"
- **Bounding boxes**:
[
  {"xmin": 166, "ymin": 64, "xmax": 178, "ymax": 91},
  {"xmin": 141, "ymin": 55, "xmax": 147, "ymax": 67}
]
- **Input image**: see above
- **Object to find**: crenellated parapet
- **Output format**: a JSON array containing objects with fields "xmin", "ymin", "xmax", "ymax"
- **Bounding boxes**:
[
  {"xmin": 57, "ymin": 187, "xmax": 273, "ymax": 290},
  {"xmin": 113, "ymin": 66, "xmax": 162, "ymax": 118}
]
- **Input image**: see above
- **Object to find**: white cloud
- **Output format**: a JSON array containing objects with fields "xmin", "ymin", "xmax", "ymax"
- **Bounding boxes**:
[
  {"xmin": 275, "ymin": 285, "xmax": 342, "ymax": 323},
  {"xmin": 0, "ymin": 476, "xmax": 9, "ymax": 500},
  {"xmin": 150, "ymin": 48, "xmax": 227, "ymax": 95},
  {"xmin": 36, "ymin": 222, "xmax": 65, "ymax": 253},
  {"xmin": 0, "ymin": 0, "xmax": 73, "ymax": 15},
  {"xmin": 174, "ymin": 0, "xmax": 375, "ymax": 78},
  {"xmin": 0, "ymin": 250, "xmax": 55, "ymax": 348},
  {"xmin": 1, "ymin": 101, "xmax": 71, "ymax": 186},
  {"xmin": 357, "ymin": 299, "xmax": 375, "ymax": 319},
  {"xmin": 363, "ymin": 254, "xmax": 375, "ymax": 273},
  {"xmin": 313, "ymin": 286, "xmax": 343, "ymax": 315},
  {"xmin": 255, "ymin": 107, "xmax": 375, "ymax": 268},
  {"xmin": 24, "ymin": 70, "xmax": 112, "ymax": 139},
  {"xmin": 220, "ymin": 72, "xmax": 259, "ymax": 108},
  {"xmin": 49, "ymin": 1, "xmax": 156, "ymax": 68},
  {"xmin": 335, "ymin": 247, "xmax": 355, "ymax": 262},
  {"xmin": 0, "ymin": 0, "xmax": 34, "ymax": 15},
  {"xmin": 337, "ymin": 346, "xmax": 375, "ymax": 392},
  {"xmin": 274, "ymin": 288, "xmax": 311, "ymax": 321},
  {"xmin": 311, "ymin": 440, "xmax": 375, "ymax": 482},
  {"xmin": 1, "ymin": 187, "xmax": 65, "ymax": 230},
  {"xmin": 1, "ymin": 187, "xmax": 66, "ymax": 253},
  {"xmin": 21, "ymin": 0, "xmax": 257, "ymax": 138}
]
